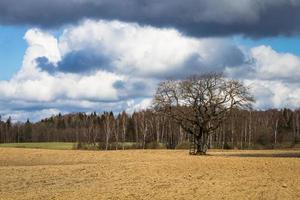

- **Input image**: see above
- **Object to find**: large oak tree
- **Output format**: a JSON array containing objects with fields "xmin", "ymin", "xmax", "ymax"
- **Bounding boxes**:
[{"xmin": 153, "ymin": 73, "xmax": 254, "ymax": 155}]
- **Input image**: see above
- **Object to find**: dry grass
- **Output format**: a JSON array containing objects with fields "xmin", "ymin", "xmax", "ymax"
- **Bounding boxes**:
[{"xmin": 0, "ymin": 148, "xmax": 299, "ymax": 200}]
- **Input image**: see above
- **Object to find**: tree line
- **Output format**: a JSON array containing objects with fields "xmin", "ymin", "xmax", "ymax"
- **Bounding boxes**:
[{"xmin": 0, "ymin": 108, "xmax": 299, "ymax": 149}]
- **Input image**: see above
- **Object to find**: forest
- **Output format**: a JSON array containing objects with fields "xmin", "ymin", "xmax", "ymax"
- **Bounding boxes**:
[{"xmin": 0, "ymin": 108, "xmax": 299, "ymax": 150}]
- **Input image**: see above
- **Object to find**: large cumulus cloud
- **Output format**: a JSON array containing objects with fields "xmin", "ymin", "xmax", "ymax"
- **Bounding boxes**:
[
  {"xmin": 37, "ymin": 20, "xmax": 246, "ymax": 78},
  {"xmin": 1, "ymin": 0, "xmax": 300, "ymax": 37},
  {"xmin": 1, "ymin": 19, "xmax": 300, "ymax": 122}
]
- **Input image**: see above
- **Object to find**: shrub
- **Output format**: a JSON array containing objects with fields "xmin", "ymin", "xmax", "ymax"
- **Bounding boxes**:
[
  {"xmin": 175, "ymin": 141, "xmax": 190, "ymax": 149},
  {"xmin": 223, "ymin": 142, "xmax": 233, "ymax": 150},
  {"xmin": 146, "ymin": 142, "xmax": 166, "ymax": 149}
]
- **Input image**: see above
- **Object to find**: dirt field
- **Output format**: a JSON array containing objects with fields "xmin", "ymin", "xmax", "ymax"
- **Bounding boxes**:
[{"xmin": 0, "ymin": 148, "xmax": 299, "ymax": 200}]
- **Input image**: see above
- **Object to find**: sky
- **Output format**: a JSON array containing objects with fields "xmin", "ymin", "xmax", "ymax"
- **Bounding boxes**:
[{"xmin": 1, "ymin": 0, "xmax": 300, "ymax": 122}]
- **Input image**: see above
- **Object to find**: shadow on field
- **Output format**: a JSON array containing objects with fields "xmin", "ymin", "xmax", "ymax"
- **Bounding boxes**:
[{"xmin": 224, "ymin": 152, "xmax": 300, "ymax": 158}]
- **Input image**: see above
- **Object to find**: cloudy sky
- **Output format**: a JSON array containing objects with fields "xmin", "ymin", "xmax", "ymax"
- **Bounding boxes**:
[{"xmin": 1, "ymin": 0, "xmax": 300, "ymax": 121}]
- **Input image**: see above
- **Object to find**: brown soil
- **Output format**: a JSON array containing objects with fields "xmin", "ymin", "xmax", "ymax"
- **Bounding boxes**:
[{"xmin": 0, "ymin": 148, "xmax": 299, "ymax": 200}]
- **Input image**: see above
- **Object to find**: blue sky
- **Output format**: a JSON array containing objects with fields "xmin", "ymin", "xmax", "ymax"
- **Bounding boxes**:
[
  {"xmin": 0, "ymin": 26, "xmax": 64, "ymax": 80},
  {"xmin": 234, "ymin": 36, "xmax": 300, "ymax": 56},
  {"xmin": 0, "ymin": 26, "xmax": 27, "ymax": 80},
  {"xmin": 1, "ymin": 0, "xmax": 300, "ymax": 122}
]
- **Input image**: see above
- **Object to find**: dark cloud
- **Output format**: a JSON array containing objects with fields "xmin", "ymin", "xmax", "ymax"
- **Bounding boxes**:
[
  {"xmin": 1, "ymin": 0, "xmax": 300, "ymax": 37},
  {"xmin": 163, "ymin": 44, "xmax": 246, "ymax": 79},
  {"xmin": 113, "ymin": 81, "xmax": 126, "ymax": 90},
  {"xmin": 113, "ymin": 79, "xmax": 155, "ymax": 101},
  {"xmin": 36, "ymin": 57, "xmax": 56, "ymax": 74},
  {"xmin": 37, "ymin": 50, "xmax": 111, "ymax": 74}
]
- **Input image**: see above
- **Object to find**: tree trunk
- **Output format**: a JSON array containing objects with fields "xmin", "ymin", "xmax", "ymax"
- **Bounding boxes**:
[
  {"xmin": 248, "ymin": 111, "xmax": 252, "ymax": 148},
  {"xmin": 274, "ymin": 118, "xmax": 279, "ymax": 147},
  {"xmin": 195, "ymin": 137, "xmax": 207, "ymax": 155},
  {"xmin": 122, "ymin": 120, "xmax": 126, "ymax": 150},
  {"xmin": 193, "ymin": 128, "xmax": 208, "ymax": 155},
  {"xmin": 156, "ymin": 117, "xmax": 160, "ymax": 144}
]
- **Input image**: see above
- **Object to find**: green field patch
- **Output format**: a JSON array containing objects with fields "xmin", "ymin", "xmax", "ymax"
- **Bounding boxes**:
[{"xmin": 0, "ymin": 142, "xmax": 74, "ymax": 150}]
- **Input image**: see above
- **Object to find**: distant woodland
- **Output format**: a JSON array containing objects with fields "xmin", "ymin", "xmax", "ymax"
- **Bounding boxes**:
[{"xmin": 0, "ymin": 108, "xmax": 299, "ymax": 150}]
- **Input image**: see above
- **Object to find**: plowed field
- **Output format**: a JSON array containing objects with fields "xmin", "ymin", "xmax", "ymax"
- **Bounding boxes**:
[{"xmin": 0, "ymin": 148, "xmax": 299, "ymax": 200}]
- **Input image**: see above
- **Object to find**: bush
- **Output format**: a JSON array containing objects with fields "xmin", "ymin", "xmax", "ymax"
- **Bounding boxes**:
[
  {"xmin": 146, "ymin": 142, "xmax": 166, "ymax": 149},
  {"xmin": 223, "ymin": 142, "xmax": 233, "ymax": 150},
  {"xmin": 74, "ymin": 142, "xmax": 99, "ymax": 150},
  {"xmin": 96, "ymin": 142, "xmax": 142, "ymax": 150},
  {"xmin": 175, "ymin": 141, "xmax": 190, "ymax": 149}
]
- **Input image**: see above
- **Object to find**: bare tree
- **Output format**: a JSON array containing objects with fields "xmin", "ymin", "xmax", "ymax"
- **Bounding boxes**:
[
  {"xmin": 120, "ymin": 111, "xmax": 127, "ymax": 150},
  {"xmin": 153, "ymin": 73, "xmax": 254, "ymax": 155},
  {"xmin": 104, "ymin": 112, "xmax": 114, "ymax": 150}
]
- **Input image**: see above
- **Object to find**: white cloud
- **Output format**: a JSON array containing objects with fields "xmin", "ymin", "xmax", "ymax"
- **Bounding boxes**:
[
  {"xmin": 1, "ymin": 109, "xmax": 61, "ymax": 123},
  {"xmin": 245, "ymin": 79, "xmax": 300, "ymax": 109},
  {"xmin": 222, "ymin": 44, "xmax": 300, "ymax": 110},
  {"xmin": 0, "ymin": 70, "xmax": 122, "ymax": 102},
  {"xmin": 59, "ymin": 20, "xmax": 198, "ymax": 76},
  {"xmin": 125, "ymin": 98, "xmax": 153, "ymax": 114},
  {"xmin": 19, "ymin": 29, "xmax": 61, "ymax": 79},
  {"xmin": 0, "ymin": 26, "xmax": 123, "ymax": 103},
  {"xmin": 58, "ymin": 20, "xmax": 245, "ymax": 77},
  {"xmin": 60, "ymin": 20, "xmax": 199, "ymax": 75},
  {"xmin": 250, "ymin": 45, "xmax": 300, "ymax": 81}
]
